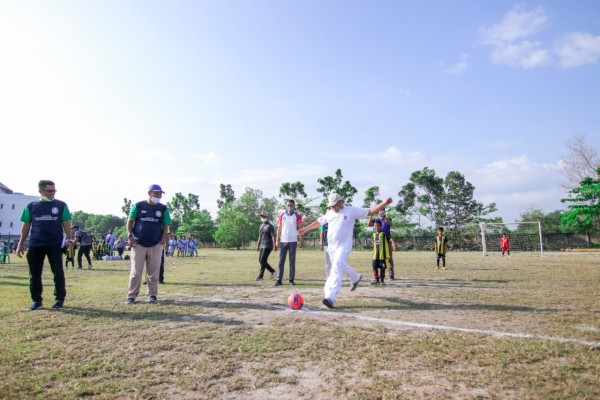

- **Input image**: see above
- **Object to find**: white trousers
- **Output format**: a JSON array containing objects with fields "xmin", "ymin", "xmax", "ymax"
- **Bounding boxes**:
[
  {"xmin": 323, "ymin": 245, "xmax": 332, "ymax": 278},
  {"xmin": 324, "ymin": 249, "xmax": 360, "ymax": 305}
]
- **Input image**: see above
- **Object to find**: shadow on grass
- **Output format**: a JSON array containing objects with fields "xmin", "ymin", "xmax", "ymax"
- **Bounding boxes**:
[
  {"xmin": 349, "ymin": 296, "xmax": 559, "ymax": 313},
  {"xmin": 0, "ymin": 281, "xmax": 29, "ymax": 287},
  {"xmin": 60, "ymin": 305, "xmax": 246, "ymax": 325}
]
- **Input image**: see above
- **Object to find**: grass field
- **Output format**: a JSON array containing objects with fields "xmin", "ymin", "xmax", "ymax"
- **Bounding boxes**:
[{"xmin": 0, "ymin": 249, "xmax": 598, "ymax": 399}]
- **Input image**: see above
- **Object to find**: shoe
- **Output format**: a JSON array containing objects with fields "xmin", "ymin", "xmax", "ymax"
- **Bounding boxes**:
[
  {"xmin": 143, "ymin": 281, "xmax": 147, "ymax": 285},
  {"xmin": 159, "ymin": 280, "xmax": 165, "ymax": 284},
  {"xmin": 77, "ymin": 267, "xmax": 82, "ymax": 270},
  {"xmin": 274, "ymin": 281, "xmax": 282, "ymax": 286},
  {"xmin": 369, "ymin": 279, "xmax": 380, "ymax": 286},
  {"xmin": 436, "ymin": 266, "xmax": 440, "ymax": 270},
  {"xmin": 442, "ymin": 267, "xmax": 447, "ymax": 270},
  {"xmin": 379, "ymin": 281, "xmax": 385, "ymax": 286},
  {"xmin": 28, "ymin": 302, "xmax": 43, "ymax": 311},
  {"xmin": 322, "ymin": 298, "xmax": 334, "ymax": 309},
  {"xmin": 255, "ymin": 276, "xmax": 264, "ymax": 281},
  {"xmin": 87, "ymin": 264, "xmax": 92, "ymax": 269},
  {"xmin": 350, "ymin": 274, "xmax": 362, "ymax": 291},
  {"xmin": 289, "ymin": 280, "xmax": 295, "ymax": 285},
  {"xmin": 52, "ymin": 300, "xmax": 64, "ymax": 309},
  {"xmin": 389, "ymin": 276, "xmax": 395, "ymax": 280},
  {"xmin": 270, "ymin": 271, "xmax": 276, "ymax": 280},
  {"xmin": 148, "ymin": 295, "xmax": 157, "ymax": 303},
  {"xmin": 125, "ymin": 297, "xmax": 135, "ymax": 304}
]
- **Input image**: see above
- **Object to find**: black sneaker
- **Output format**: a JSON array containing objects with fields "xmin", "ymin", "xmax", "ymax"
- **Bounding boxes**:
[
  {"xmin": 350, "ymin": 274, "xmax": 362, "ymax": 291},
  {"xmin": 274, "ymin": 281, "xmax": 282, "ymax": 286},
  {"xmin": 142, "ymin": 281, "xmax": 147, "ymax": 285},
  {"xmin": 87, "ymin": 264, "xmax": 92, "ymax": 269},
  {"xmin": 125, "ymin": 297, "xmax": 135, "ymax": 304},
  {"xmin": 52, "ymin": 300, "xmax": 64, "ymax": 309},
  {"xmin": 148, "ymin": 295, "xmax": 157, "ymax": 303},
  {"xmin": 256, "ymin": 276, "xmax": 264, "ymax": 281},
  {"xmin": 159, "ymin": 280, "xmax": 165, "ymax": 284},
  {"xmin": 289, "ymin": 280, "xmax": 295, "ymax": 285},
  {"xmin": 322, "ymin": 298, "xmax": 334, "ymax": 309},
  {"xmin": 270, "ymin": 271, "xmax": 276, "ymax": 280},
  {"xmin": 28, "ymin": 302, "xmax": 43, "ymax": 311}
]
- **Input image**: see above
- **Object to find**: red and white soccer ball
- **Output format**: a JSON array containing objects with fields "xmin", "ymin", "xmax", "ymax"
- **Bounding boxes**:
[{"xmin": 287, "ymin": 293, "xmax": 304, "ymax": 310}]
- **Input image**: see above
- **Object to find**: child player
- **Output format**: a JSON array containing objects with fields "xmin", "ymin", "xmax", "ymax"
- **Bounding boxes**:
[
  {"xmin": 435, "ymin": 227, "xmax": 448, "ymax": 270},
  {"xmin": 370, "ymin": 219, "xmax": 390, "ymax": 286},
  {"xmin": 500, "ymin": 233, "xmax": 510, "ymax": 256}
]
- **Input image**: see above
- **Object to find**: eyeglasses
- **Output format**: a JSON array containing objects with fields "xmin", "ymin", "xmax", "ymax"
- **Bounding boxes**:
[{"xmin": 42, "ymin": 189, "xmax": 57, "ymax": 193}]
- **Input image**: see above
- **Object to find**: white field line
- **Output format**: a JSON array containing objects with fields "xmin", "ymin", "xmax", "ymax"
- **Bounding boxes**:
[{"xmin": 69, "ymin": 282, "xmax": 600, "ymax": 349}]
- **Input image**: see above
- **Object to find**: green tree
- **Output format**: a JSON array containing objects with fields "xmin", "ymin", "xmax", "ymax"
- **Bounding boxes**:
[
  {"xmin": 121, "ymin": 198, "xmax": 132, "ymax": 218},
  {"xmin": 217, "ymin": 184, "xmax": 235, "ymax": 209},
  {"xmin": 444, "ymin": 171, "xmax": 497, "ymax": 231},
  {"xmin": 560, "ymin": 168, "xmax": 600, "ymax": 234},
  {"xmin": 396, "ymin": 168, "xmax": 496, "ymax": 232},
  {"xmin": 177, "ymin": 209, "xmax": 217, "ymax": 242},
  {"xmin": 520, "ymin": 208, "xmax": 571, "ymax": 234},
  {"xmin": 363, "ymin": 186, "xmax": 381, "ymax": 207},
  {"xmin": 167, "ymin": 192, "xmax": 215, "ymax": 241},
  {"xmin": 316, "ymin": 169, "xmax": 358, "ymax": 212},
  {"xmin": 214, "ymin": 188, "xmax": 277, "ymax": 249},
  {"xmin": 396, "ymin": 167, "xmax": 445, "ymax": 227}
]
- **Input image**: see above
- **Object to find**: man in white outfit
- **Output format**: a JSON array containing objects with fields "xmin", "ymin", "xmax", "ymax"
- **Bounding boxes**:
[{"xmin": 299, "ymin": 193, "xmax": 393, "ymax": 308}]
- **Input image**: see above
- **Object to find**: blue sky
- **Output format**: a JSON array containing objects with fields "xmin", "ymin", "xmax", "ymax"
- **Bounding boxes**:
[{"xmin": 1, "ymin": 1, "xmax": 599, "ymax": 225}]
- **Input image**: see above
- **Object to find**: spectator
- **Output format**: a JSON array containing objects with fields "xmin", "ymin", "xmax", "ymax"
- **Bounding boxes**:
[
  {"xmin": 275, "ymin": 199, "xmax": 302, "ymax": 286},
  {"xmin": 125, "ymin": 184, "xmax": 172, "ymax": 304},
  {"xmin": 16, "ymin": 180, "xmax": 73, "ymax": 310}
]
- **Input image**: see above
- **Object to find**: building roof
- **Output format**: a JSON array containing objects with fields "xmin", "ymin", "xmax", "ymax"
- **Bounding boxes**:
[{"xmin": 0, "ymin": 182, "xmax": 13, "ymax": 194}]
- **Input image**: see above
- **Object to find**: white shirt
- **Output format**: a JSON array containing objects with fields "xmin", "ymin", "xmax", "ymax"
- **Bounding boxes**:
[
  {"xmin": 317, "ymin": 206, "xmax": 368, "ymax": 253},
  {"xmin": 278, "ymin": 212, "xmax": 302, "ymax": 243}
]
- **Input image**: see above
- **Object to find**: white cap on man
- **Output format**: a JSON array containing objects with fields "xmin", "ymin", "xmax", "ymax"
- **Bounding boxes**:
[{"xmin": 327, "ymin": 193, "xmax": 343, "ymax": 208}]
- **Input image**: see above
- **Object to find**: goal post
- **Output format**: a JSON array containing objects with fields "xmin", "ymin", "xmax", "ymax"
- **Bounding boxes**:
[{"xmin": 479, "ymin": 221, "xmax": 544, "ymax": 257}]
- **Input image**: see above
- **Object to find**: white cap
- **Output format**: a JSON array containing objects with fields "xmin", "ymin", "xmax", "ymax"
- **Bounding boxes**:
[{"xmin": 327, "ymin": 193, "xmax": 343, "ymax": 208}]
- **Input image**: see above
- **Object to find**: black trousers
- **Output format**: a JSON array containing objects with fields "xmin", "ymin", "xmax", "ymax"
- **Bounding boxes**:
[
  {"xmin": 77, "ymin": 245, "xmax": 92, "ymax": 268},
  {"xmin": 258, "ymin": 247, "xmax": 275, "ymax": 277},
  {"xmin": 159, "ymin": 250, "xmax": 165, "ymax": 282},
  {"xmin": 26, "ymin": 244, "xmax": 66, "ymax": 302}
]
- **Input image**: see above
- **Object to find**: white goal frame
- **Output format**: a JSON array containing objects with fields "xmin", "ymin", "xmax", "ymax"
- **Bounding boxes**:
[{"xmin": 479, "ymin": 222, "xmax": 544, "ymax": 257}]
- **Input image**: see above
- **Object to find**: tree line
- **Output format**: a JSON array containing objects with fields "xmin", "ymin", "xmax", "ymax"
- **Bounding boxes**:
[{"xmin": 71, "ymin": 163, "xmax": 600, "ymax": 249}]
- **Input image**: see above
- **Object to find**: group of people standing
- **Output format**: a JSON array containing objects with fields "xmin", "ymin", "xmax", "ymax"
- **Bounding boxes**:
[
  {"xmin": 16, "ymin": 179, "xmax": 460, "ymax": 312},
  {"xmin": 16, "ymin": 180, "xmax": 172, "ymax": 310},
  {"xmin": 256, "ymin": 194, "xmax": 395, "ymax": 308},
  {"xmin": 167, "ymin": 235, "xmax": 199, "ymax": 257}
]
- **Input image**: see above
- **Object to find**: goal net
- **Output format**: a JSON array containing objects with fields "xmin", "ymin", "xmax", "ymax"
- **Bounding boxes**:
[{"xmin": 479, "ymin": 222, "xmax": 543, "ymax": 257}]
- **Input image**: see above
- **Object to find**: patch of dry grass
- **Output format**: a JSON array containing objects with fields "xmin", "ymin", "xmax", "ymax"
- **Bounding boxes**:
[{"xmin": 0, "ymin": 249, "xmax": 598, "ymax": 399}]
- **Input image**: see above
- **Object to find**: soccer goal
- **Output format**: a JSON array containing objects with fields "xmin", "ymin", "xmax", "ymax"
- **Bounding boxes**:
[{"xmin": 479, "ymin": 222, "xmax": 543, "ymax": 257}]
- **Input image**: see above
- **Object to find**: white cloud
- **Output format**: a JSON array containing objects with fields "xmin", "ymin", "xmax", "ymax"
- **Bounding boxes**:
[
  {"xmin": 481, "ymin": 6, "xmax": 548, "ymax": 43},
  {"xmin": 490, "ymin": 41, "xmax": 550, "ymax": 69},
  {"xmin": 480, "ymin": 6, "xmax": 551, "ymax": 69},
  {"xmin": 442, "ymin": 54, "xmax": 470, "ymax": 75},
  {"xmin": 473, "ymin": 155, "xmax": 561, "ymax": 191},
  {"xmin": 325, "ymin": 146, "xmax": 427, "ymax": 170},
  {"xmin": 555, "ymin": 32, "xmax": 600, "ymax": 68},
  {"xmin": 191, "ymin": 151, "xmax": 220, "ymax": 165}
]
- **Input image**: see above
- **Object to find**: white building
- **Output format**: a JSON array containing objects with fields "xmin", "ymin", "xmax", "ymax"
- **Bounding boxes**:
[{"xmin": 0, "ymin": 182, "xmax": 39, "ymax": 244}]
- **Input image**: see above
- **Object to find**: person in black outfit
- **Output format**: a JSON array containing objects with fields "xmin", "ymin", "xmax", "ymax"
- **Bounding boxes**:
[
  {"xmin": 255, "ymin": 212, "xmax": 277, "ymax": 280},
  {"xmin": 16, "ymin": 180, "xmax": 73, "ymax": 311}
]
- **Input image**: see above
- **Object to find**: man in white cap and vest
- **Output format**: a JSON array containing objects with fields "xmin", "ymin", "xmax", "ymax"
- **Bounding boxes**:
[{"xmin": 299, "ymin": 193, "xmax": 393, "ymax": 308}]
